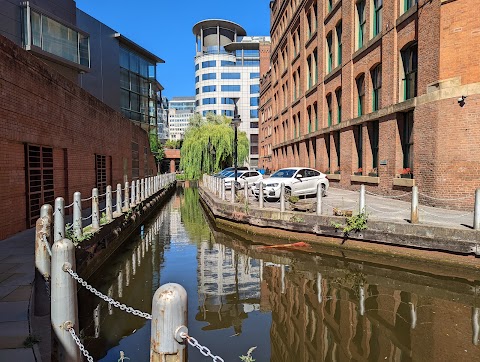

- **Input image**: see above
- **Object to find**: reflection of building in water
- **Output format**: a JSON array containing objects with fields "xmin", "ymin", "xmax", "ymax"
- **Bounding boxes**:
[
  {"xmin": 196, "ymin": 242, "xmax": 261, "ymax": 332},
  {"xmin": 262, "ymin": 264, "xmax": 480, "ymax": 362}
]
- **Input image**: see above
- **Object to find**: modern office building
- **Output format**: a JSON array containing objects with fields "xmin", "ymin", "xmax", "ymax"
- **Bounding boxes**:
[
  {"xmin": 168, "ymin": 96, "xmax": 195, "ymax": 140},
  {"xmin": 259, "ymin": 0, "xmax": 480, "ymax": 210},
  {"xmin": 193, "ymin": 19, "xmax": 270, "ymax": 167}
]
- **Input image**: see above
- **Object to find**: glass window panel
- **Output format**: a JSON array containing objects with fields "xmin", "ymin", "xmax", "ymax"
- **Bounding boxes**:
[
  {"xmin": 120, "ymin": 47, "xmax": 129, "ymax": 69},
  {"xmin": 221, "ymin": 85, "xmax": 240, "ymax": 91},
  {"xmin": 131, "ymin": 93, "xmax": 140, "ymax": 112},
  {"xmin": 221, "ymin": 73, "xmax": 240, "ymax": 79},
  {"xmin": 250, "ymin": 97, "xmax": 259, "ymax": 106},
  {"xmin": 130, "ymin": 73, "xmax": 140, "ymax": 93},
  {"xmin": 41, "ymin": 16, "xmax": 78, "ymax": 63},
  {"xmin": 250, "ymin": 84, "xmax": 260, "ymax": 93},
  {"xmin": 250, "ymin": 73, "xmax": 260, "ymax": 79},
  {"xmin": 31, "ymin": 11, "xmax": 41, "ymax": 47},
  {"xmin": 130, "ymin": 52, "xmax": 139, "ymax": 73},
  {"xmin": 120, "ymin": 69, "xmax": 130, "ymax": 89}
]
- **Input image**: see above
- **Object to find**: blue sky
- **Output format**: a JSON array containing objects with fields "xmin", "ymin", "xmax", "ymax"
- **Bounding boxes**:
[{"xmin": 75, "ymin": 0, "xmax": 271, "ymax": 99}]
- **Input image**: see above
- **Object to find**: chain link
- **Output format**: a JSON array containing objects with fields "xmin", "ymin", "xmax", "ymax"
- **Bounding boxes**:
[
  {"xmin": 181, "ymin": 333, "xmax": 224, "ymax": 362},
  {"xmin": 68, "ymin": 327, "xmax": 94, "ymax": 362},
  {"xmin": 64, "ymin": 266, "xmax": 152, "ymax": 320}
]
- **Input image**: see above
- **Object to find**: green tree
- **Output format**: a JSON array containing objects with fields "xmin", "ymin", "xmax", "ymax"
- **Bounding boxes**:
[
  {"xmin": 180, "ymin": 113, "xmax": 249, "ymax": 180},
  {"xmin": 149, "ymin": 131, "xmax": 164, "ymax": 163},
  {"xmin": 165, "ymin": 139, "xmax": 182, "ymax": 149}
]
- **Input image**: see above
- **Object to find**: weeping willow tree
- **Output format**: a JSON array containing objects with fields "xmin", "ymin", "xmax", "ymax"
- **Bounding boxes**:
[{"xmin": 180, "ymin": 113, "xmax": 249, "ymax": 180}]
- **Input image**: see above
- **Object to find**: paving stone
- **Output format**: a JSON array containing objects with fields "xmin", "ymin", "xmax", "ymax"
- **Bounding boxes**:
[
  {"xmin": 0, "ymin": 348, "xmax": 36, "ymax": 361},
  {"xmin": 0, "ymin": 273, "xmax": 14, "ymax": 283},
  {"xmin": 1, "ymin": 273, "xmax": 33, "ymax": 287},
  {"xmin": 2, "ymin": 286, "xmax": 32, "ymax": 302},
  {"xmin": 0, "ymin": 286, "xmax": 17, "ymax": 299},
  {"xmin": 0, "ymin": 301, "xmax": 29, "ymax": 322},
  {"xmin": 0, "ymin": 264, "xmax": 20, "ymax": 273},
  {"xmin": 0, "ymin": 320, "xmax": 30, "ymax": 348}
]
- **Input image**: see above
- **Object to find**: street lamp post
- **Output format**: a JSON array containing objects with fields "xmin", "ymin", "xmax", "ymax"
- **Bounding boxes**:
[{"xmin": 231, "ymin": 101, "xmax": 242, "ymax": 188}]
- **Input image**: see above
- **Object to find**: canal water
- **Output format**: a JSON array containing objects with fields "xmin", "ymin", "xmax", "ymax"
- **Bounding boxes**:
[{"xmin": 79, "ymin": 185, "xmax": 480, "ymax": 361}]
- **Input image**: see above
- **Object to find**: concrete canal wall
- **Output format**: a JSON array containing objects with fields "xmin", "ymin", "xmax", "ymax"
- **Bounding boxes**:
[{"xmin": 199, "ymin": 186, "xmax": 480, "ymax": 257}]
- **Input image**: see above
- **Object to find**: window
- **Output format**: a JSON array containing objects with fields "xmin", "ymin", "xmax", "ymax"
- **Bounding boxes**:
[
  {"xmin": 221, "ymin": 73, "xmax": 240, "ymax": 79},
  {"xmin": 202, "ymin": 73, "xmax": 216, "ymax": 80},
  {"xmin": 328, "ymin": 0, "xmax": 333, "ymax": 12},
  {"xmin": 314, "ymin": 102, "xmax": 318, "ymax": 131},
  {"xmin": 355, "ymin": 126, "xmax": 363, "ymax": 170},
  {"xmin": 202, "ymin": 98, "xmax": 216, "ymax": 105},
  {"xmin": 250, "ymin": 109, "xmax": 259, "ymax": 118},
  {"xmin": 327, "ymin": 94, "xmax": 332, "ymax": 126},
  {"xmin": 357, "ymin": 0, "xmax": 366, "ymax": 49},
  {"xmin": 327, "ymin": 32, "xmax": 333, "ymax": 73},
  {"xmin": 221, "ymin": 85, "xmax": 240, "ymax": 91},
  {"xmin": 202, "ymin": 85, "xmax": 216, "ymax": 92},
  {"xmin": 250, "ymin": 97, "xmax": 259, "ymax": 106},
  {"xmin": 373, "ymin": 0, "xmax": 383, "ymax": 36},
  {"xmin": 370, "ymin": 120, "xmax": 379, "ymax": 170},
  {"xmin": 326, "ymin": 135, "xmax": 331, "ymax": 170},
  {"xmin": 195, "ymin": 88, "xmax": 199, "ymax": 95},
  {"xmin": 221, "ymin": 60, "xmax": 235, "ymax": 66},
  {"xmin": 307, "ymin": 55, "xmax": 313, "ymax": 89},
  {"xmin": 250, "ymin": 122, "xmax": 259, "ymax": 128},
  {"xmin": 402, "ymin": 111, "xmax": 414, "ymax": 172},
  {"xmin": 195, "ymin": 64, "xmax": 199, "ymax": 71},
  {"xmin": 404, "ymin": 0, "xmax": 417, "ymax": 13},
  {"xmin": 372, "ymin": 65, "xmax": 382, "ymax": 111},
  {"xmin": 357, "ymin": 75, "xmax": 365, "ymax": 116},
  {"xmin": 335, "ymin": 89, "xmax": 342, "ymax": 123},
  {"xmin": 195, "ymin": 76, "xmax": 199, "ymax": 83},
  {"xmin": 221, "ymin": 110, "xmax": 234, "ymax": 116},
  {"xmin": 402, "ymin": 44, "xmax": 417, "ymax": 100},
  {"xmin": 250, "ymin": 134, "xmax": 259, "ymax": 154},
  {"xmin": 221, "ymin": 97, "xmax": 235, "ymax": 104},
  {"xmin": 293, "ymin": 73, "xmax": 298, "ymax": 100},
  {"xmin": 336, "ymin": 22, "xmax": 342, "ymax": 66},
  {"xmin": 250, "ymin": 73, "xmax": 260, "ymax": 79},
  {"xmin": 334, "ymin": 131, "xmax": 341, "ymax": 168},
  {"xmin": 250, "ymin": 84, "xmax": 260, "ymax": 93},
  {"xmin": 95, "ymin": 154, "xmax": 107, "ymax": 194},
  {"xmin": 25, "ymin": 144, "xmax": 54, "ymax": 227},
  {"xmin": 243, "ymin": 60, "xmax": 260, "ymax": 67},
  {"xmin": 202, "ymin": 60, "xmax": 216, "ymax": 68},
  {"xmin": 202, "ymin": 110, "xmax": 216, "ymax": 116}
]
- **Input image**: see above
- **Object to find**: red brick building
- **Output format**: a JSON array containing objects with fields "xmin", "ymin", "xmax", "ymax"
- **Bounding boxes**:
[
  {"xmin": 0, "ymin": 36, "xmax": 156, "ymax": 239},
  {"xmin": 259, "ymin": 0, "xmax": 480, "ymax": 209}
]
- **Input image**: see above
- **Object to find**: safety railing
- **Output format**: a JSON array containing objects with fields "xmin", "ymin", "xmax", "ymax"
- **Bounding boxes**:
[{"xmin": 202, "ymin": 174, "xmax": 480, "ymax": 230}]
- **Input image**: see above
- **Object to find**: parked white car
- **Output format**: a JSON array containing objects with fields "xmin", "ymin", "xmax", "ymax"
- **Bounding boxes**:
[
  {"xmin": 251, "ymin": 167, "xmax": 329, "ymax": 199},
  {"xmin": 224, "ymin": 170, "xmax": 264, "ymax": 190}
]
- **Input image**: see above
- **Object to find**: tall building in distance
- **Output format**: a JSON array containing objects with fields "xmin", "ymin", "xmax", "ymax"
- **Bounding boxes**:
[
  {"xmin": 168, "ymin": 96, "xmax": 195, "ymax": 140},
  {"xmin": 260, "ymin": 0, "xmax": 480, "ymax": 210},
  {"xmin": 193, "ymin": 19, "xmax": 270, "ymax": 167},
  {"xmin": 158, "ymin": 96, "xmax": 169, "ymax": 142}
]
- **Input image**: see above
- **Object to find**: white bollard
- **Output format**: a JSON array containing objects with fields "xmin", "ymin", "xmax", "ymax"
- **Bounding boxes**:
[
  {"xmin": 411, "ymin": 186, "xmax": 419, "ymax": 224},
  {"xmin": 116, "ymin": 184, "xmax": 122, "ymax": 215},
  {"xmin": 136, "ymin": 180, "xmax": 141, "ymax": 203},
  {"xmin": 106, "ymin": 186, "xmax": 113, "ymax": 222},
  {"xmin": 54, "ymin": 197, "xmax": 65, "ymax": 242},
  {"xmin": 92, "ymin": 188, "xmax": 100, "ymax": 229},
  {"xmin": 316, "ymin": 183, "xmax": 323, "ymax": 216},
  {"xmin": 221, "ymin": 179, "xmax": 226, "ymax": 201},
  {"xmin": 150, "ymin": 283, "xmax": 188, "ymax": 362},
  {"xmin": 141, "ymin": 179, "xmax": 145, "ymax": 201},
  {"xmin": 359, "ymin": 184, "xmax": 365, "ymax": 214},
  {"xmin": 131, "ymin": 180, "xmax": 136, "ymax": 207},
  {"xmin": 280, "ymin": 183, "xmax": 285, "ymax": 212},
  {"xmin": 51, "ymin": 238, "xmax": 80, "ymax": 362},
  {"xmin": 73, "ymin": 192, "xmax": 83, "ymax": 238},
  {"xmin": 124, "ymin": 182, "xmax": 130, "ymax": 211},
  {"xmin": 474, "ymin": 189, "xmax": 480, "ymax": 230},
  {"xmin": 231, "ymin": 183, "xmax": 235, "ymax": 203},
  {"xmin": 244, "ymin": 181, "xmax": 249, "ymax": 202},
  {"xmin": 259, "ymin": 182, "xmax": 264, "ymax": 209}
]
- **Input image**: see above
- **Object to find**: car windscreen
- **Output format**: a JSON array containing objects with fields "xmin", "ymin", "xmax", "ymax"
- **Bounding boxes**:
[{"xmin": 270, "ymin": 169, "xmax": 296, "ymax": 178}]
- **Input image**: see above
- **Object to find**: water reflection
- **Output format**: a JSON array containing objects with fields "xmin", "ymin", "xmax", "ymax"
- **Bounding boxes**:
[{"xmin": 78, "ymin": 185, "xmax": 480, "ymax": 362}]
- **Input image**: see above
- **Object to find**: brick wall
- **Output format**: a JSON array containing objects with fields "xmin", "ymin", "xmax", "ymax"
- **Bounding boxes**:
[{"xmin": 0, "ymin": 35, "xmax": 156, "ymax": 239}]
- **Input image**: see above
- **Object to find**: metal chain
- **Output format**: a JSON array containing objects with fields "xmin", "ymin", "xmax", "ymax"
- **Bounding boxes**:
[
  {"xmin": 366, "ymin": 205, "xmax": 411, "ymax": 214},
  {"xmin": 64, "ymin": 266, "xmax": 152, "ymax": 319},
  {"xmin": 181, "ymin": 333, "xmax": 224, "ymax": 362},
  {"xmin": 82, "ymin": 215, "xmax": 92, "ymax": 221},
  {"xmin": 418, "ymin": 208, "xmax": 473, "ymax": 219},
  {"xmin": 418, "ymin": 192, "xmax": 472, "ymax": 202},
  {"xmin": 68, "ymin": 327, "xmax": 94, "ymax": 362},
  {"xmin": 366, "ymin": 191, "xmax": 412, "ymax": 199},
  {"xmin": 81, "ymin": 196, "xmax": 94, "ymax": 202},
  {"xmin": 65, "ymin": 202, "xmax": 75, "ymax": 208}
]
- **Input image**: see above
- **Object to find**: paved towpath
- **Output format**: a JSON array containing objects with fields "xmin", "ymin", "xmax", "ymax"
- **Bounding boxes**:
[{"xmin": 0, "ymin": 186, "xmax": 476, "ymax": 360}]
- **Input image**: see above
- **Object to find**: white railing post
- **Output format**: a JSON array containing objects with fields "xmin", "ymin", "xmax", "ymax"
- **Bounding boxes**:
[
  {"xmin": 54, "ymin": 197, "xmax": 65, "ymax": 242},
  {"xmin": 124, "ymin": 182, "xmax": 130, "ymax": 211},
  {"xmin": 280, "ymin": 183, "xmax": 285, "ymax": 212},
  {"xmin": 231, "ymin": 182, "xmax": 235, "ymax": 203},
  {"xmin": 106, "ymin": 186, "xmax": 113, "ymax": 222},
  {"xmin": 411, "ymin": 186, "xmax": 419, "ymax": 224},
  {"xmin": 131, "ymin": 181, "xmax": 136, "ymax": 207},
  {"xmin": 141, "ymin": 179, "xmax": 145, "ymax": 201},
  {"xmin": 316, "ymin": 183, "xmax": 323, "ymax": 216},
  {"xmin": 259, "ymin": 182, "xmax": 264, "ymax": 209},
  {"xmin": 51, "ymin": 238, "xmax": 80, "ymax": 362},
  {"xmin": 244, "ymin": 181, "xmax": 249, "ymax": 202},
  {"xmin": 474, "ymin": 188, "xmax": 480, "ymax": 230},
  {"xmin": 73, "ymin": 192, "xmax": 82, "ymax": 238},
  {"xmin": 221, "ymin": 179, "xmax": 226, "ymax": 201},
  {"xmin": 116, "ymin": 184, "xmax": 122, "ymax": 215},
  {"xmin": 92, "ymin": 188, "xmax": 100, "ymax": 230},
  {"xmin": 150, "ymin": 283, "xmax": 187, "ymax": 362},
  {"xmin": 136, "ymin": 180, "xmax": 141, "ymax": 203},
  {"xmin": 359, "ymin": 184, "xmax": 365, "ymax": 213}
]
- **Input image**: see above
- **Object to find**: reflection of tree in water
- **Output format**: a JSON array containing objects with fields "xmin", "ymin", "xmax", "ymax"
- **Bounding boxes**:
[{"xmin": 180, "ymin": 186, "xmax": 211, "ymax": 242}]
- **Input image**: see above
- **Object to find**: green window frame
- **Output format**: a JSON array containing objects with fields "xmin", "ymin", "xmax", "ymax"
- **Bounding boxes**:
[
  {"xmin": 336, "ymin": 22, "xmax": 342, "ymax": 66},
  {"xmin": 372, "ymin": 65, "xmax": 382, "ymax": 111},
  {"xmin": 334, "ymin": 131, "xmax": 341, "ymax": 168},
  {"xmin": 328, "ymin": 0, "xmax": 333, "ymax": 12},
  {"xmin": 357, "ymin": 75, "xmax": 365, "ymax": 116},
  {"xmin": 402, "ymin": 112, "xmax": 414, "ymax": 172},
  {"xmin": 373, "ymin": 0, "xmax": 383, "ymax": 37},
  {"xmin": 356, "ymin": 125, "xmax": 363, "ymax": 169},
  {"xmin": 327, "ymin": 32, "xmax": 333, "ymax": 73},
  {"xmin": 371, "ymin": 121, "xmax": 379, "ymax": 170},
  {"xmin": 335, "ymin": 89, "xmax": 342, "ymax": 123},
  {"xmin": 402, "ymin": 44, "xmax": 418, "ymax": 100},
  {"xmin": 405, "ymin": 0, "xmax": 418, "ymax": 13},
  {"xmin": 357, "ymin": 1, "xmax": 366, "ymax": 49},
  {"xmin": 327, "ymin": 95, "xmax": 332, "ymax": 126}
]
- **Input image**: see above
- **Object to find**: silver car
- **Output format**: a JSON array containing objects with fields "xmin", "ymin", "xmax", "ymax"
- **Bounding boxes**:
[
  {"xmin": 252, "ymin": 167, "xmax": 329, "ymax": 199},
  {"xmin": 224, "ymin": 170, "xmax": 264, "ymax": 190}
]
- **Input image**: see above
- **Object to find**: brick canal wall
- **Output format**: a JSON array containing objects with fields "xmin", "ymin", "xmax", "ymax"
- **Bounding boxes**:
[{"xmin": 0, "ymin": 35, "xmax": 156, "ymax": 239}]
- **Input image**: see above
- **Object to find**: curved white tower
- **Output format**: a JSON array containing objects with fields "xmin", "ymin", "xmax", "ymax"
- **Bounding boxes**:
[{"xmin": 193, "ymin": 19, "xmax": 263, "ymax": 167}]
